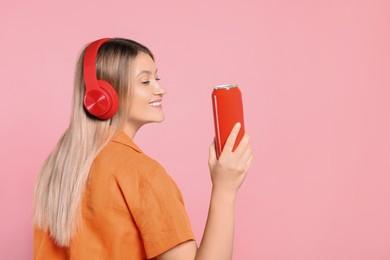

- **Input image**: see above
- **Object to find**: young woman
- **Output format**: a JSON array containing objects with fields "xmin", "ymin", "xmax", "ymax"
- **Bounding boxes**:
[{"xmin": 34, "ymin": 38, "xmax": 253, "ymax": 260}]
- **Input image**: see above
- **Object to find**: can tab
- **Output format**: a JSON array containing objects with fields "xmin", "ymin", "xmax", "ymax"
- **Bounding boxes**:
[{"xmin": 213, "ymin": 84, "xmax": 237, "ymax": 90}]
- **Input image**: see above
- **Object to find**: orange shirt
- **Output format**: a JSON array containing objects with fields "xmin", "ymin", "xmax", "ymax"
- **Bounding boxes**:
[{"xmin": 34, "ymin": 131, "xmax": 195, "ymax": 259}]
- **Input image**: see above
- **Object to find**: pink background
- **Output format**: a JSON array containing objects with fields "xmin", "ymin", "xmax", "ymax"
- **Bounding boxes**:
[{"xmin": 1, "ymin": 0, "xmax": 389, "ymax": 259}]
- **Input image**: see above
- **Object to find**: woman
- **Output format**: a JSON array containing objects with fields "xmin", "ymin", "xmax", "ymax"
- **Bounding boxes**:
[{"xmin": 34, "ymin": 38, "xmax": 253, "ymax": 259}]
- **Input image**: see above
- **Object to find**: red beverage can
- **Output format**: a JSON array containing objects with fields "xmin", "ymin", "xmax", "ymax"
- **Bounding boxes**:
[{"xmin": 212, "ymin": 84, "xmax": 245, "ymax": 158}]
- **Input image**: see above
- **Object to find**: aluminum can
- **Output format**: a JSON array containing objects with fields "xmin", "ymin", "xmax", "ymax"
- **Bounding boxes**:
[{"xmin": 212, "ymin": 84, "xmax": 245, "ymax": 158}]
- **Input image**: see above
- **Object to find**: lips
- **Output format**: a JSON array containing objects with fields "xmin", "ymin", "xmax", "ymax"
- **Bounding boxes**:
[{"xmin": 149, "ymin": 100, "xmax": 162, "ymax": 107}]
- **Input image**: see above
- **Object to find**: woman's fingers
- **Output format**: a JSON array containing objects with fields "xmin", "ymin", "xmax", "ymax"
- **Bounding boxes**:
[
  {"xmin": 233, "ymin": 132, "xmax": 250, "ymax": 156},
  {"xmin": 242, "ymin": 153, "xmax": 254, "ymax": 173},
  {"xmin": 209, "ymin": 140, "xmax": 217, "ymax": 164},
  {"xmin": 221, "ymin": 122, "xmax": 241, "ymax": 156},
  {"xmin": 238, "ymin": 143, "xmax": 253, "ymax": 168}
]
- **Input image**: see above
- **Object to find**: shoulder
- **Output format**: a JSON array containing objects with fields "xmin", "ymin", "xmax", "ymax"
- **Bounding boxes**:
[
  {"xmin": 96, "ymin": 132, "xmax": 160, "ymax": 171},
  {"xmin": 89, "ymin": 131, "xmax": 180, "ymax": 206},
  {"xmin": 94, "ymin": 131, "xmax": 168, "ymax": 182}
]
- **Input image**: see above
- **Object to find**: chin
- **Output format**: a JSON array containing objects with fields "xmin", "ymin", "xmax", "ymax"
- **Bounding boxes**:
[
  {"xmin": 150, "ymin": 115, "xmax": 165, "ymax": 124},
  {"xmin": 155, "ymin": 117, "xmax": 165, "ymax": 123}
]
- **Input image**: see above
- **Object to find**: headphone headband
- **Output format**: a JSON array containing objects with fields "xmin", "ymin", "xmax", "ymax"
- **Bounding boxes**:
[{"xmin": 83, "ymin": 38, "xmax": 110, "ymax": 91}]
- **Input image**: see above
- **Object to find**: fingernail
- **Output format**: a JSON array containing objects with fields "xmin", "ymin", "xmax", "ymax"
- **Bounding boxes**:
[{"xmin": 235, "ymin": 122, "xmax": 241, "ymax": 129}]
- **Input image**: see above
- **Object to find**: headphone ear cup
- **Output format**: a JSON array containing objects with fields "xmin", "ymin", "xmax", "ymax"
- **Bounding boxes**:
[
  {"xmin": 83, "ymin": 80, "xmax": 119, "ymax": 120},
  {"xmin": 97, "ymin": 80, "xmax": 119, "ymax": 119}
]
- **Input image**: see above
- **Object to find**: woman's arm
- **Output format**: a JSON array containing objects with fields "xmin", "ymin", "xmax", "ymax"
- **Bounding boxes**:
[{"xmin": 157, "ymin": 123, "xmax": 253, "ymax": 260}]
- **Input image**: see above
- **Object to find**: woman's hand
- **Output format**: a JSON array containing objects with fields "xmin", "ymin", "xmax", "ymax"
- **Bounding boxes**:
[{"xmin": 208, "ymin": 122, "xmax": 253, "ymax": 195}]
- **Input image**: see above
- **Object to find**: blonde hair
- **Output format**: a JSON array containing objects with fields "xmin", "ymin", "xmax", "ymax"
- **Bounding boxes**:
[{"xmin": 34, "ymin": 38, "xmax": 154, "ymax": 246}]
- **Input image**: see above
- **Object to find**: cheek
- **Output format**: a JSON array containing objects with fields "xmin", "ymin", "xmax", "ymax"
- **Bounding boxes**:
[{"xmin": 132, "ymin": 87, "xmax": 150, "ymax": 108}]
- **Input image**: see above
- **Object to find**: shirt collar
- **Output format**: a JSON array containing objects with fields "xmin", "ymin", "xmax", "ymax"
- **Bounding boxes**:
[{"xmin": 111, "ymin": 131, "xmax": 142, "ymax": 153}]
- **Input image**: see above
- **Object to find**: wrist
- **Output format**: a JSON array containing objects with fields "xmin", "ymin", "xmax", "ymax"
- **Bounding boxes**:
[{"xmin": 211, "ymin": 186, "xmax": 238, "ymax": 204}]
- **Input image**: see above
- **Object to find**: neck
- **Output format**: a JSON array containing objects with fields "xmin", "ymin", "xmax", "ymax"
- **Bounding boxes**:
[{"xmin": 122, "ymin": 123, "xmax": 141, "ymax": 139}]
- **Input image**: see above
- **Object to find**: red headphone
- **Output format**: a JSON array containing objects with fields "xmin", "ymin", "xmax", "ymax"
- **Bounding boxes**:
[{"xmin": 83, "ymin": 38, "xmax": 119, "ymax": 120}]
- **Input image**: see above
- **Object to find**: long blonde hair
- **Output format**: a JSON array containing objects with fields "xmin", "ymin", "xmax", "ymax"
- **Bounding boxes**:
[{"xmin": 34, "ymin": 38, "xmax": 154, "ymax": 246}]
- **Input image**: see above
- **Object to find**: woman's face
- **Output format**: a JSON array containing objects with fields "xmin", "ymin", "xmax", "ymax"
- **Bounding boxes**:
[{"xmin": 125, "ymin": 52, "xmax": 166, "ymax": 137}]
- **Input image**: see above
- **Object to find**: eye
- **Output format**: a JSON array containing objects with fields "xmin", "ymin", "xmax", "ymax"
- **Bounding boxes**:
[{"xmin": 141, "ymin": 78, "xmax": 160, "ymax": 85}]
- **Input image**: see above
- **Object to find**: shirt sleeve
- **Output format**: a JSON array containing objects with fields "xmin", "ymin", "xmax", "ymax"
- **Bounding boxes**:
[
  {"xmin": 34, "ymin": 227, "xmax": 68, "ymax": 260},
  {"xmin": 116, "ymin": 159, "xmax": 195, "ymax": 259}
]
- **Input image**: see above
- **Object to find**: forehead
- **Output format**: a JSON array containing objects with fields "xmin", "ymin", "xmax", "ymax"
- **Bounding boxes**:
[{"xmin": 134, "ymin": 52, "xmax": 157, "ymax": 74}]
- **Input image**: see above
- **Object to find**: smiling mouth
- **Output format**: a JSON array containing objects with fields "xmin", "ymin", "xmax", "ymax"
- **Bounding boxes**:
[{"xmin": 149, "ymin": 101, "xmax": 162, "ymax": 107}]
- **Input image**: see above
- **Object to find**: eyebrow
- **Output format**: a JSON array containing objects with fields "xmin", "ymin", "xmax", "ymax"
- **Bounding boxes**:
[{"xmin": 136, "ymin": 69, "xmax": 158, "ymax": 78}]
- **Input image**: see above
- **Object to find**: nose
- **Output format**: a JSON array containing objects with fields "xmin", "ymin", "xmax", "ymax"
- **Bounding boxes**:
[{"xmin": 154, "ymin": 81, "xmax": 166, "ymax": 96}]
